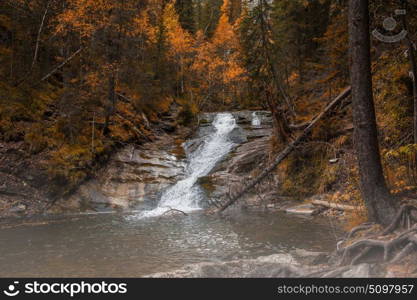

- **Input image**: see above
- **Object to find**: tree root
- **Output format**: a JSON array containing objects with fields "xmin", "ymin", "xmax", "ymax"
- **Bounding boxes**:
[
  {"xmin": 337, "ymin": 204, "xmax": 417, "ymax": 265},
  {"xmin": 382, "ymin": 205, "xmax": 417, "ymax": 235},
  {"xmin": 338, "ymin": 225, "xmax": 417, "ymax": 265},
  {"xmin": 346, "ymin": 223, "xmax": 375, "ymax": 240},
  {"xmin": 391, "ymin": 242, "xmax": 416, "ymax": 263},
  {"xmin": 303, "ymin": 266, "xmax": 352, "ymax": 278}
]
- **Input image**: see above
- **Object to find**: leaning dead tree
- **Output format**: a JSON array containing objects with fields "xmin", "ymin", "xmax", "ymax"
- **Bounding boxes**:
[{"xmin": 217, "ymin": 86, "xmax": 352, "ymax": 213}]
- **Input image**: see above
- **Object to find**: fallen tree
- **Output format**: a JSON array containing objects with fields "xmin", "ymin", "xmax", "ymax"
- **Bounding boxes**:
[
  {"xmin": 217, "ymin": 86, "xmax": 352, "ymax": 213},
  {"xmin": 312, "ymin": 200, "xmax": 363, "ymax": 212}
]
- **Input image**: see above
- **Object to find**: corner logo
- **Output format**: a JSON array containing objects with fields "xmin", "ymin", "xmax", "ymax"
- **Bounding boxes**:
[
  {"xmin": 372, "ymin": 9, "xmax": 407, "ymax": 43},
  {"xmin": 3, "ymin": 282, "xmax": 20, "ymax": 297}
]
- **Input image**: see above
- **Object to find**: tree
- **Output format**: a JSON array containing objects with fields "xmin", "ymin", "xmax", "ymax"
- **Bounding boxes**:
[
  {"xmin": 175, "ymin": 0, "xmax": 195, "ymax": 33},
  {"xmin": 272, "ymin": 0, "xmax": 331, "ymax": 83},
  {"xmin": 348, "ymin": 0, "xmax": 396, "ymax": 225},
  {"xmin": 164, "ymin": 1, "xmax": 194, "ymax": 95},
  {"xmin": 191, "ymin": 0, "xmax": 246, "ymax": 110},
  {"xmin": 240, "ymin": 0, "xmax": 291, "ymax": 143},
  {"xmin": 400, "ymin": 0, "xmax": 417, "ymax": 143},
  {"xmin": 228, "ymin": 0, "xmax": 242, "ymax": 24},
  {"xmin": 199, "ymin": 0, "xmax": 223, "ymax": 37}
]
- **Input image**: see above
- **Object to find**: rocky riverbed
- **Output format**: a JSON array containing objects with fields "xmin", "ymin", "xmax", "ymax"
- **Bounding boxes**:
[{"xmin": 148, "ymin": 252, "xmax": 375, "ymax": 278}]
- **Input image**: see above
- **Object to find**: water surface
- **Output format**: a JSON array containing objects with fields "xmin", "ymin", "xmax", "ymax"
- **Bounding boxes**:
[{"xmin": 0, "ymin": 211, "xmax": 341, "ymax": 277}]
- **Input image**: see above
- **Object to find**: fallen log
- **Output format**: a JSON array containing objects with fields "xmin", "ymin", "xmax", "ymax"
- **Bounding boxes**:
[
  {"xmin": 311, "ymin": 200, "xmax": 363, "ymax": 212},
  {"xmin": 217, "ymin": 86, "xmax": 352, "ymax": 213}
]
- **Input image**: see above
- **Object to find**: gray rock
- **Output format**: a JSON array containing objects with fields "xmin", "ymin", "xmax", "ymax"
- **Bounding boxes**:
[
  {"xmin": 9, "ymin": 204, "xmax": 26, "ymax": 213},
  {"xmin": 341, "ymin": 264, "xmax": 371, "ymax": 278},
  {"xmin": 148, "ymin": 254, "xmax": 304, "ymax": 278},
  {"xmin": 286, "ymin": 204, "xmax": 319, "ymax": 216},
  {"xmin": 147, "ymin": 253, "xmax": 377, "ymax": 278},
  {"xmin": 229, "ymin": 127, "xmax": 247, "ymax": 144},
  {"xmin": 291, "ymin": 249, "xmax": 330, "ymax": 265}
]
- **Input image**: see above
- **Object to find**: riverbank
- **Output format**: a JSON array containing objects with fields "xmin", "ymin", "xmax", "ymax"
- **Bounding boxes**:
[{"xmin": 0, "ymin": 103, "xmax": 193, "ymax": 218}]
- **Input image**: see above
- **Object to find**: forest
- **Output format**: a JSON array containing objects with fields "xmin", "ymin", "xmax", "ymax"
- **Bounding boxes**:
[{"xmin": 1, "ymin": 0, "xmax": 417, "ymax": 278}]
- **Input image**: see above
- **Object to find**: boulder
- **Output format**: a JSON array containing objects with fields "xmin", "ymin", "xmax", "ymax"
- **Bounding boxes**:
[{"xmin": 9, "ymin": 204, "xmax": 27, "ymax": 213}]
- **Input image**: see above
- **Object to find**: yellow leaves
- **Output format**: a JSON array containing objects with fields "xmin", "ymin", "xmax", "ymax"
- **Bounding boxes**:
[
  {"xmin": 85, "ymin": 72, "xmax": 101, "ymax": 89},
  {"xmin": 383, "ymin": 144, "xmax": 417, "ymax": 191},
  {"xmin": 212, "ymin": 13, "xmax": 237, "ymax": 50},
  {"xmin": 221, "ymin": 0, "xmax": 231, "ymax": 15},
  {"xmin": 385, "ymin": 144, "xmax": 417, "ymax": 161},
  {"xmin": 188, "ymin": 4, "xmax": 247, "ymax": 108},
  {"xmin": 334, "ymin": 135, "xmax": 349, "ymax": 148},
  {"xmin": 163, "ymin": 2, "xmax": 193, "ymax": 59},
  {"xmin": 133, "ymin": 9, "xmax": 157, "ymax": 43},
  {"xmin": 223, "ymin": 61, "xmax": 245, "ymax": 83},
  {"xmin": 48, "ymin": 144, "xmax": 91, "ymax": 185},
  {"xmin": 0, "ymin": 14, "xmax": 12, "ymax": 29},
  {"xmin": 56, "ymin": 0, "xmax": 135, "ymax": 38}
]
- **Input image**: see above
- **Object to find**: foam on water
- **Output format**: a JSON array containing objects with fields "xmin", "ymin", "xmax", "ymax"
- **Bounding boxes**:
[
  {"xmin": 140, "ymin": 113, "xmax": 237, "ymax": 218},
  {"xmin": 251, "ymin": 112, "xmax": 261, "ymax": 126}
]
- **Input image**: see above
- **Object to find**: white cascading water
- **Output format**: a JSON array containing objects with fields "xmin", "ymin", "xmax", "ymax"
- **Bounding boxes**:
[
  {"xmin": 140, "ymin": 113, "xmax": 237, "ymax": 218},
  {"xmin": 251, "ymin": 112, "xmax": 261, "ymax": 126}
]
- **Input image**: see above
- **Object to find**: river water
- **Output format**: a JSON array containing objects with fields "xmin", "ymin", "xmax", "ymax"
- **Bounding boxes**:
[
  {"xmin": 0, "ymin": 211, "xmax": 340, "ymax": 277},
  {"xmin": 0, "ymin": 112, "xmax": 342, "ymax": 277}
]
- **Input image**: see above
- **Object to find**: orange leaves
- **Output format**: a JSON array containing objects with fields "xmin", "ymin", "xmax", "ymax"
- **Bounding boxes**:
[
  {"xmin": 163, "ymin": 2, "xmax": 193, "ymax": 59},
  {"xmin": 132, "ymin": 9, "xmax": 157, "ymax": 43},
  {"xmin": 56, "ymin": 0, "xmax": 137, "ymax": 38},
  {"xmin": 188, "ymin": 2, "xmax": 247, "ymax": 108}
]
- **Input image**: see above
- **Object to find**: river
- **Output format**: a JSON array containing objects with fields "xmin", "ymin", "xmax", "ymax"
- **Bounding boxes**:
[{"xmin": 0, "ymin": 211, "xmax": 340, "ymax": 277}]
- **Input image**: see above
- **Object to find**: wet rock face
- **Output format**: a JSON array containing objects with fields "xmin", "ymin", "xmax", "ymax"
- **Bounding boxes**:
[
  {"xmin": 53, "ymin": 135, "xmax": 187, "ymax": 212},
  {"xmin": 198, "ymin": 111, "xmax": 278, "ymax": 208},
  {"xmin": 51, "ymin": 110, "xmax": 273, "ymax": 212}
]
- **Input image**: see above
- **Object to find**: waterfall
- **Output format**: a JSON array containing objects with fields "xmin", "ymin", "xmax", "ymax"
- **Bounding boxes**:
[
  {"xmin": 251, "ymin": 112, "xmax": 261, "ymax": 126},
  {"xmin": 140, "ymin": 113, "xmax": 237, "ymax": 218}
]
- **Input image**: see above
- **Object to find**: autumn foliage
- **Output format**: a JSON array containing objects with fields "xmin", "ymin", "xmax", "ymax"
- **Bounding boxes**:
[
  {"xmin": 1, "ymin": 0, "xmax": 417, "ymax": 219},
  {"xmin": 0, "ymin": 0, "xmax": 248, "ymax": 196}
]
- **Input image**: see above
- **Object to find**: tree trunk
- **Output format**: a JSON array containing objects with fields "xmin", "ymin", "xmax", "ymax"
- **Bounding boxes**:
[
  {"xmin": 410, "ymin": 43, "xmax": 417, "ymax": 144},
  {"xmin": 400, "ymin": 0, "xmax": 417, "ymax": 143},
  {"xmin": 258, "ymin": 0, "xmax": 291, "ymax": 143},
  {"xmin": 348, "ymin": 0, "xmax": 396, "ymax": 225}
]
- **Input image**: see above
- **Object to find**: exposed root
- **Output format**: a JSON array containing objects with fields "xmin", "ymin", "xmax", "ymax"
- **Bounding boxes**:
[
  {"xmin": 346, "ymin": 223, "xmax": 375, "ymax": 240},
  {"xmin": 339, "ymin": 225, "xmax": 417, "ymax": 265},
  {"xmin": 337, "ymin": 205, "xmax": 417, "ymax": 265},
  {"xmin": 350, "ymin": 246, "xmax": 372, "ymax": 266},
  {"xmin": 303, "ymin": 266, "xmax": 351, "ymax": 278},
  {"xmin": 391, "ymin": 242, "xmax": 416, "ymax": 263},
  {"xmin": 382, "ymin": 205, "xmax": 417, "ymax": 236}
]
